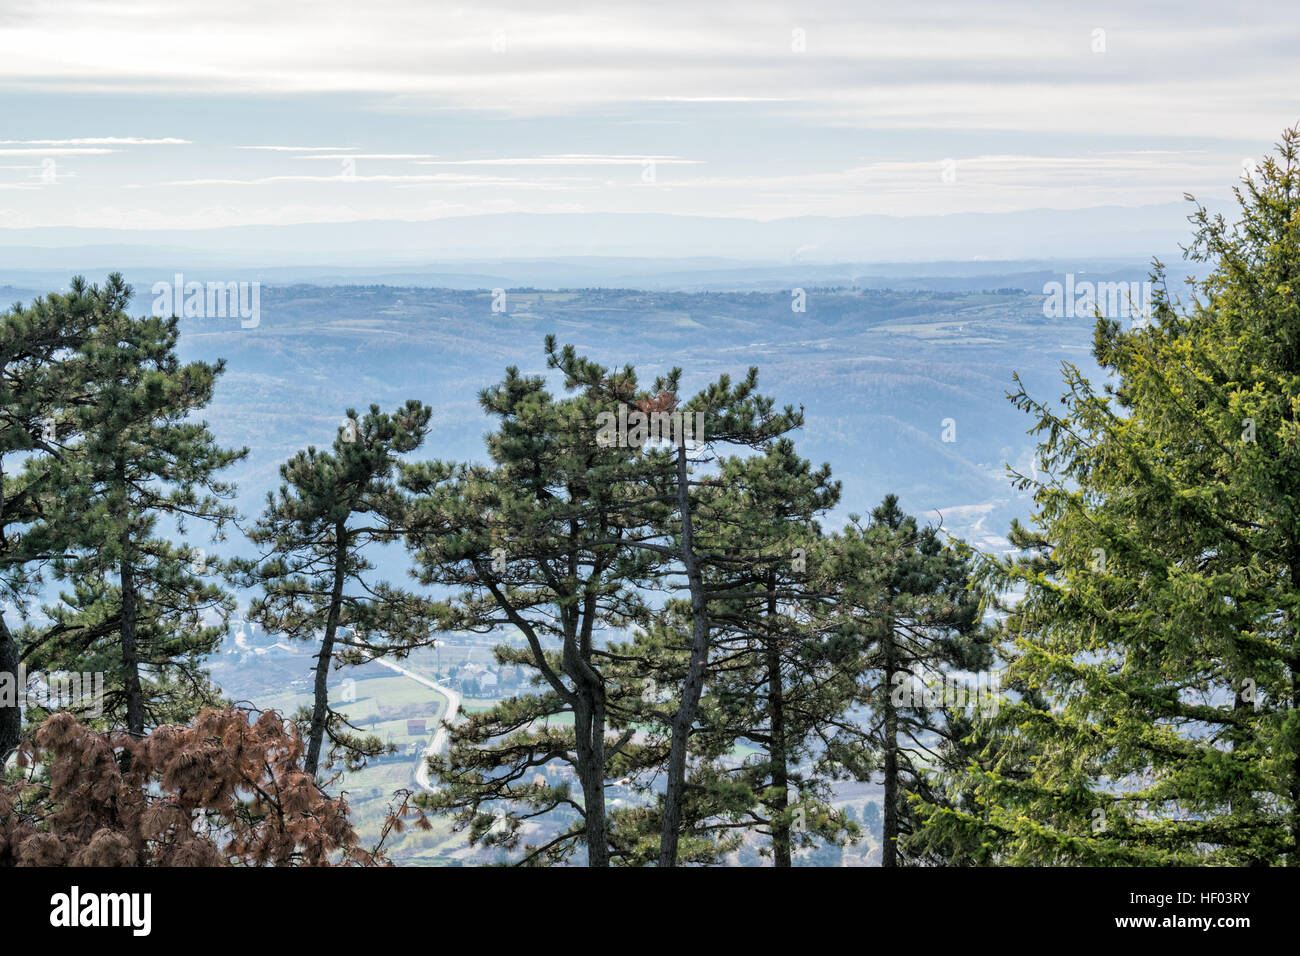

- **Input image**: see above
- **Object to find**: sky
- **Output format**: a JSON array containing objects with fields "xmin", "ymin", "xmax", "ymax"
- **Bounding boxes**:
[{"xmin": 0, "ymin": 0, "xmax": 1297, "ymax": 231}]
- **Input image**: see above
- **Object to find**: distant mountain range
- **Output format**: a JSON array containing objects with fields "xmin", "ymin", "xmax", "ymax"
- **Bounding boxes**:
[{"xmin": 0, "ymin": 202, "xmax": 1229, "ymax": 289}]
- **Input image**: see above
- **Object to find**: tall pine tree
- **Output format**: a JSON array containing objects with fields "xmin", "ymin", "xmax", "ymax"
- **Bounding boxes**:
[
  {"xmin": 626, "ymin": 440, "xmax": 855, "ymax": 865},
  {"xmin": 28, "ymin": 284, "xmax": 245, "ymax": 741},
  {"xmin": 238, "ymin": 401, "xmax": 434, "ymax": 777},
  {"xmin": 400, "ymin": 356, "xmax": 664, "ymax": 866},
  {"xmin": 0, "ymin": 277, "xmax": 126, "ymax": 759},
  {"xmin": 821, "ymin": 495, "xmax": 989, "ymax": 867},
  {"xmin": 544, "ymin": 342, "xmax": 803, "ymax": 865}
]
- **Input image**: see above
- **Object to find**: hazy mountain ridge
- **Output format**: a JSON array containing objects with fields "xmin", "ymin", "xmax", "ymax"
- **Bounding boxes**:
[
  {"xmin": 0, "ymin": 202, "xmax": 1230, "ymax": 278},
  {"xmin": 168, "ymin": 284, "xmax": 1106, "ymax": 560}
]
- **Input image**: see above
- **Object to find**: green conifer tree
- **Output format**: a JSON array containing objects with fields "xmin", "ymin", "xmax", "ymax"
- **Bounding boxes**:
[
  {"xmin": 821, "ymin": 495, "xmax": 990, "ymax": 867},
  {"xmin": 32, "ymin": 285, "xmax": 246, "ymax": 742},
  {"xmin": 630, "ymin": 440, "xmax": 855, "ymax": 865},
  {"xmin": 544, "ymin": 341, "xmax": 804, "ymax": 865},
  {"xmin": 0, "ymin": 277, "xmax": 127, "ymax": 759},
  {"xmin": 237, "ymin": 401, "xmax": 433, "ymax": 777},
  {"xmin": 924, "ymin": 127, "xmax": 1300, "ymax": 865},
  {"xmin": 400, "ymin": 356, "xmax": 664, "ymax": 867}
]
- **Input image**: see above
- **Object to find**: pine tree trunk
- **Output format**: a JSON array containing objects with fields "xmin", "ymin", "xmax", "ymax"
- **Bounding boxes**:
[
  {"xmin": 882, "ymin": 623, "xmax": 898, "ymax": 868},
  {"xmin": 305, "ymin": 522, "xmax": 347, "ymax": 777},
  {"xmin": 659, "ymin": 442, "xmax": 710, "ymax": 867},
  {"xmin": 114, "ymin": 451, "xmax": 147, "ymax": 749},
  {"xmin": 119, "ymin": 554, "xmax": 145, "ymax": 738},
  {"xmin": 765, "ymin": 583, "xmax": 791, "ymax": 867},
  {"xmin": 0, "ymin": 613, "xmax": 21, "ymax": 763},
  {"xmin": 0, "ymin": 461, "xmax": 15, "ymax": 763},
  {"xmin": 573, "ymin": 694, "xmax": 610, "ymax": 867}
]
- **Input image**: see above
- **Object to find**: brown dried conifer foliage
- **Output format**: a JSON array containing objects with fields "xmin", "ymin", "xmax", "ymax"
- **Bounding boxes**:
[{"xmin": 0, "ymin": 707, "xmax": 383, "ymax": 866}]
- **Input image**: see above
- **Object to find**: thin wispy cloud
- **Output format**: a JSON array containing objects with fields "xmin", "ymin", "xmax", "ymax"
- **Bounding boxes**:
[
  {"xmin": 415, "ymin": 155, "xmax": 702, "ymax": 166},
  {"xmin": 0, "ymin": 137, "xmax": 189, "ymax": 145},
  {"xmin": 237, "ymin": 145, "xmax": 358, "ymax": 151},
  {"xmin": 0, "ymin": 147, "xmax": 116, "ymax": 155},
  {"xmin": 142, "ymin": 173, "xmax": 590, "ymax": 188},
  {"xmin": 298, "ymin": 154, "xmax": 442, "ymax": 161}
]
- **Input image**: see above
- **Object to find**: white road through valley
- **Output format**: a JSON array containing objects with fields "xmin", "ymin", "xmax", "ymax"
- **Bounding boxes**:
[{"xmin": 369, "ymin": 657, "xmax": 462, "ymax": 793}]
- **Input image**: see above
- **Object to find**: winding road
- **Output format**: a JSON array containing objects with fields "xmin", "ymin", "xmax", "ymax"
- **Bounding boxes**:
[{"xmin": 370, "ymin": 657, "xmax": 462, "ymax": 793}]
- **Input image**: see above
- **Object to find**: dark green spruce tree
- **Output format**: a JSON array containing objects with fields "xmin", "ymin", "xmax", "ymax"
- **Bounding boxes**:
[{"xmin": 920, "ymin": 126, "xmax": 1300, "ymax": 865}]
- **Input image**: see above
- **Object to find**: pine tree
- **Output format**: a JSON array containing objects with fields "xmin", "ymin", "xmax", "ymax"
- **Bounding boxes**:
[
  {"xmin": 821, "ymin": 495, "xmax": 990, "ymax": 867},
  {"xmin": 0, "ymin": 277, "xmax": 124, "ymax": 760},
  {"xmin": 3, "ymin": 278, "xmax": 242, "ymax": 753},
  {"xmin": 545, "ymin": 341, "xmax": 804, "ymax": 865},
  {"xmin": 400, "ymin": 354, "xmax": 665, "ymax": 866},
  {"xmin": 237, "ymin": 401, "xmax": 433, "ymax": 777},
  {"xmin": 35, "ymin": 299, "xmax": 246, "ymax": 743},
  {"xmin": 632, "ymin": 439, "xmax": 855, "ymax": 865}
]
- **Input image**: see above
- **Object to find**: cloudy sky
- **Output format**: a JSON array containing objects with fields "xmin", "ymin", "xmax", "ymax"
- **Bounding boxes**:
[{"xmin": 0, "ymin": 0, "xmax": 1296, "ymax": 230}]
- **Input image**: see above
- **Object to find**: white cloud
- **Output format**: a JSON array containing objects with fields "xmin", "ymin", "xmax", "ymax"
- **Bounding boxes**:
[
  {"xmin": 0, "ymin": 147, "xmax": 116, "ymax": 155},
  {"xmin": 141, "ymin": 172, "xmax": 592, "ymax": 188},
  {"xmin": 298, "ymin": 154, "xmax": 441, "ymax": 160},
  {"xmin": 237, "ymin": 145, "xmax": 358, "ymax": 151},
  {"xmin": 415, "ymin": 155, "xmax": 701, "ymax": 166},
  {"xmin": 0, "ymin": 137, "xmax": 189, "ymax": 145}
]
